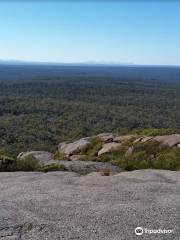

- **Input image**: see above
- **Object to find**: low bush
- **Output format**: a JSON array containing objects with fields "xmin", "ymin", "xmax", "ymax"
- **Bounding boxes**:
[
  {"xmin": 124, "ymin": 151, "xmax": 151, "ymax": 171},
  {"xmin": 0, "ymin": 155, "xmax": 15, "ymax": 171},
  {"xmin": 15, "ymin": 155, "xmax": 40, "ymax": 171},
  {"xmin": 0, "ymin": 154, "xmax": 40, "ymax": 172},
  {"xmin": 153, "ymin": 150, "xmax": 180, "ymax": 170},
  {"xmin": 133, "ymin": 128, "xmax": 180, "ymax": 136},
  {"xmin": 133, "ymin": 140, "xmax": 167, "ymax": 156},
  {"xmin": 53, "ymin": 151, "xmax": 66, "ymax": 160},
  {"xmin": 98, "ymin": 140, "xmax": 180, "ymax": 171},
  {"xmin": 81, "ymin": 137, "xmax": 103, "ymax": 161},
  {"xmin": 97, "ymin": 140, "xmax": 131, "ymax": 164}
]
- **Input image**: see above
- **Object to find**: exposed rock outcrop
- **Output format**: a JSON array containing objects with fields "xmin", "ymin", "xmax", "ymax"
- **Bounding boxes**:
[
  {"xmin": 15, "ymin": 133, "xmax": 180, "ymax": 174},
  {"xmin": 134, "ymin": 137, "xmax": 144, "ymax": 143},
  {"xmin": 154, "ymin": 134, "xmax": 180, "ymax": 147},
  {"xmin": 98, "ymin": 142, "xmax": 121, "ymax": 156},
  {"xmin": 56, "ymin": 133, "xmax": 180, "ymax": 164},
  {"xmin": 141, "ymin": 136, "xmax": 153, "ymax": 143},
  {"xmin": 17, "ymin": 150, "xmax": 120, "ymax": 175},
  {"xmin": 133, "ymin": 134, "xmax": 180, "ymax": 147},
  {"xmin": 58, "ymin": 138, "xmax": 90, "ymax": 157},
  {"xmin": 17, "ymin": 151, "xmax": 55, "ymax": 165},
  {"xmin": 69, "ymin": 154, "xmax": 84, "ymax": 161},
  {"xmin": 97, "ymin": 133, "xmax": 114, "ymax": 142}
]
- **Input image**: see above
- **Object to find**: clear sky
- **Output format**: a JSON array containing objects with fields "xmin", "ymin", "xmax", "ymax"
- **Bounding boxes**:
[{"xmin": 0, "ymin": 1, "xmax": 180, "ymax": 65}]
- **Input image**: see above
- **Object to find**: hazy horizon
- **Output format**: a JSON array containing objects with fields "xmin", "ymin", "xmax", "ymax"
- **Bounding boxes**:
[
  {"xmin": 0, "ymin": 1, "xmax": 180, "ymax": 65},
  {"xmin": 1, "ymin": 59, "xmax": 180, "ymax": 68}
]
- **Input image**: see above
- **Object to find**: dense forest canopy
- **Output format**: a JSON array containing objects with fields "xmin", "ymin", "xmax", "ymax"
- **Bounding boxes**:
[{"xmin": 0, "ymin": 64, "xmax": 180, "ymax": 156}]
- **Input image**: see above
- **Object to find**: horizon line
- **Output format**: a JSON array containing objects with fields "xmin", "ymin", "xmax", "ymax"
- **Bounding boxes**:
[{"xmin": 0, "ymin": 59, "xmax": 180, "ymax": 67}]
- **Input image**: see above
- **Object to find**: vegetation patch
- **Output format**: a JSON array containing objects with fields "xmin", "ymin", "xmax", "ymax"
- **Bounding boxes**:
[
  {"xmin": 0, "ymin": 152, "xmax": 69, "ymax": 172},
  {"xmin": 40, "ymin": 163, "xmax": 67, "ymax": 173},
  {"xmin": 153, "ymin": 150, "xmax": 180, "ymax": 170},
  {"xmin": 0, "ymin": 154, "xmax": 41, "ymax": 172},
  {"xmin": 53, "ymin": 151, "xmax": 66, "ymax": 160},
  {"xmin": 133, "ymin": 128, "xmax": 180, "ymax": 136},
  {"xmin": 0, "ymin": 155, "xmax": 15, "ymax": 171},
  {"xmin": 80, "ymin": 137, "xmax": 103, "ymax": 161},
  {"xmin": 1, "ymin": 131, "xmax": 180, "ymax": 172},
  {"xmin": 15, "ymin": 155, "xmax": 41, "ymax": 171},
  {"xmin": 97, "ymin": 140, "xmax": 180, "ymax": 171},
  {"xmin": 1, "ymin": 67, "xmax": 180, "ymax": 157}
]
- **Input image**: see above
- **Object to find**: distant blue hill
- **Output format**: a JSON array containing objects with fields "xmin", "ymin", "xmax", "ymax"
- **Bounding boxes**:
[{"xmin": 0, "ymin": 61, "xmax": 180, "ymax": 82}]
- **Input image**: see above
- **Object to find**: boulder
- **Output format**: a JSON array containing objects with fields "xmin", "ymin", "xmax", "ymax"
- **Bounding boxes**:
[
  {"xmin": 141, "ymin": 136, "xmax": 153, "ymax": 143},
  {"xmin": 134, "ymin": 137, "xmax": 144, "ymax": 143},
  {"xmin": 17, "ymin": 151, "xmax": 55, "ymax": 165},
  {"xmin": 154, "ymin": 134, "xmax": 180, "ymax": 147},
  {"xmin": 97, "ymin": 133, "xmax": 114, "ymax": 142},
  {"xmin": 98, "ymin": 142, "xmax": 121, "ymax": 156},
  {"xmin": 114, "ymin": 135, "xmax": 135, "ymax": 143},
  {"xmin": 58, "ymin": 138, "xmax": 90, "ymax": 157}
]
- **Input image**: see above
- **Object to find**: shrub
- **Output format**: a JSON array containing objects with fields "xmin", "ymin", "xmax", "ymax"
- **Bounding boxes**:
[
  {"xmin": 133, "ymin": 128, "xmax": 180, "ymax": 136},
  {"xmin": 15, "ymin": 155, "xmax": 40, "ymax": 171},
  {"xmin": 53, "ymin": 151, "xmax": 66, "ymax": 160},
  {"xmin": 124, "ymin": 151, "xmax": 150, "ymax": 170},
  {"xmin": 97, "ymin": 143, "xmax": 128, "ymax": 163},
  {"xmin": 97, "ymin": 140, "xmax": 180, "ymax": 171},
  {"xmin": 81, "ymin": 137, "xmax": 103, "ymax": 161},
  {"xmin": 0, "ymin": 155, "xmax": 15, "ymax": 171},
  {"xmin": 153, "ymin": 150, "xmax": 180, "ymax": 170},
  {"xmin": 133, "ymin": 140, "xmax": 167, "ymax": 156}
]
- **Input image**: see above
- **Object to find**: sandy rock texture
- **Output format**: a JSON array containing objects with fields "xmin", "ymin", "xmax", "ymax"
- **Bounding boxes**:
[{"xmin": 0, "ymin": 170, "xmax": 179, "ymax": 240}]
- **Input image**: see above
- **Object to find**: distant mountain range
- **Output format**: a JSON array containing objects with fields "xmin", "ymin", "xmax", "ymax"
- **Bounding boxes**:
[
  {"xmin": 0, "ymin": 59, "xmax": 135, "ymax": 66},
  {"xmin": 0, "ymin": 59, "xmax": 180, "ymax": 68}
]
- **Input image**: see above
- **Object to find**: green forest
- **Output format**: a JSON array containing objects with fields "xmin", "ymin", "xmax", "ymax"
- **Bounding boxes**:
[{"xmin": 0, "ymin": 65, "xmax": 180, "ymax": 156}]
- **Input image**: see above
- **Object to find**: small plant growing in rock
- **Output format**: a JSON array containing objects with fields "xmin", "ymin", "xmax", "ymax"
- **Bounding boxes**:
[
  {"xmin": 81, "ymin": 137, "xmax": 103, "ymax": 161},
  {"xmin": 53, "ymin": 151, "xmax": 66, "ymax": 160}
]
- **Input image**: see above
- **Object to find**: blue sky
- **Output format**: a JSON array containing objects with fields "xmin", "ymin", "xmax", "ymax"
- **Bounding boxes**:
[{"xmin": 0, "ymin": 1, "xmax": 180, "ymax": 65}]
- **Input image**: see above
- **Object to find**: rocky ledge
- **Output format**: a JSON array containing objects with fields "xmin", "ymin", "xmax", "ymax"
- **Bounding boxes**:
[{"xmin": 15, "ymin": 132, "xmax": 180, "ymax": 174}]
